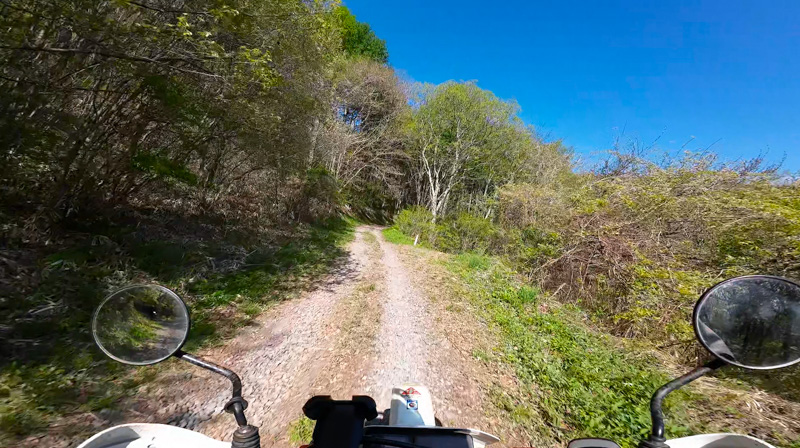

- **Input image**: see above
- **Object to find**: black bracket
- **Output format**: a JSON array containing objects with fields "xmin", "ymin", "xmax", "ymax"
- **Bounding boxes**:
[
  {"xmin": 303, "ymin": 395, "xmax": 378, "ymax": 448},
  {"xmin": 640, "ymin": 358, "xmax": 726, "ymax": 448}
]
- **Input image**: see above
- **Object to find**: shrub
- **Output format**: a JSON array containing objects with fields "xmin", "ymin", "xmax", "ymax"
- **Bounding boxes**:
[
  {"xmin": 394, "ymin": 208, "xmax": 498, "ymax": 254},
  {"xmin": 445, "ymin": 213, "xmax": 498, "ymax": 253},
  {"xmin": 292, "ymin": 166, "xmax": 341, "ymax": 223},
  {"xmin": 394, "ymin": 207, "xmax": 435, "ymax": 242},
  {"xmin": 500, "ymin": 225, "xmax": 563, "ymax": 277}
]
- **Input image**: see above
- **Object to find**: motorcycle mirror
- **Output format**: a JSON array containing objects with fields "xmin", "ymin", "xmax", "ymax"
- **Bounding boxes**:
[
  {"xmin": 693, "ymin": 275, "xmax": 800, "ymax": 370},
  {"xmin": 92, "ymin": 284, "xmax": 190, "ymax": 366}
]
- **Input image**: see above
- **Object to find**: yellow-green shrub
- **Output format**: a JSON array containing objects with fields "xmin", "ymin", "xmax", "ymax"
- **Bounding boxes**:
[
  {"xmin": 496, "ymin": 158, "xmax": 800, "ymax": 355},
  {"xmin": 435, "ymin": 213, "xmax": 498, "ymax": 253},
  {"xmin": 394, "ymin": 206, "xmax": 435, "ymax": 241}
]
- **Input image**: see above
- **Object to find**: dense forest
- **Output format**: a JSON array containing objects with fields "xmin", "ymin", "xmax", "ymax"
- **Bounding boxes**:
[{"xmin": 1, "ymin": 0, "xmax": 799, "ymax": 446}]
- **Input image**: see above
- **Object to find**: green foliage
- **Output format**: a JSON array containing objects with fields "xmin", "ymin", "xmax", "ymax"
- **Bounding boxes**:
[
  {"xmin": 446, "ymin": 256, "xmax": 706, "ymax": 448},
  {"xmin": 406, "ymin": 81, "xmax": 572, "ymax": 219},
  {"xmin": 393, "ymin": 208, "xmax": 498, "ymax": 254},
  {"xmin": 454, "ymin": 253, "xmax": 492, "ymax": 271},
  {"xmin": 189, "ymin": 219, "xmax": 353, "ymax": 315},
  {"xmin": 382, "ymin": 227, "xmax": 416, "ymax": 245},
  {"xmin": 294, "ymin": 166, "xmax": 341, "ymax": 222},
  {"xmin": 334, "ymin": 6, "xmax": 389, "ymax": 63},
  {"xmin": 0, "ymin": 353, "xmax": 138, "ymax": 441},
  {"xmin": 490, "ymin": 156, "xmax": 800, "ymax": 349},
  {"xmin": 131, "ymin": 152, "xmax": 198, "ymax": 186},
  {"xmin": 288, "ymin": 416, "xmax": 315, "ymax": 444},
  {"xmin": 436, "ymin": 213, "xmax": 498, "ymax": 253},
  {"xmin": 0, "ymin": 0, "xmax": 344, "ymax": 220},
  {"xmin": 394, "ymin": 206, "xmax": 436, "ymax": 241},
  {"xmin": 502, "ymin": 225, "xmax": 563, "ymax": 272},
  {"xmin": 326, "ymin": 58, "xmax": 409, "ymax": 222}
]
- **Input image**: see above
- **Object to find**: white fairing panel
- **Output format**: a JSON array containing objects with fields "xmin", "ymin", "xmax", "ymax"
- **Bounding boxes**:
[
  {"xmin": 76, "ymin": 423, "xmax": 230, "ymax": 448},
  {"xmin": 667, "ymin": 434, "xmax": 776, "ymax": 448},
  {"xmin": 390, "ymin": 385, "xmax": 436, "ymax": 426}
]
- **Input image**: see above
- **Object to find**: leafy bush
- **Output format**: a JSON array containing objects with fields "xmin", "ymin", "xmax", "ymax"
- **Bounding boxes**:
[
  {"xmin": 498, "ymin": 225, "xmax": 563, "ymax": 276},
  {"xmin": 292, "ymin": 167, "xmax": 341, "ymax": 223},
  {"xmin": 442, "ymin": 213, "xmax": 498, "ymax": 253},
  {"xmin": 393, "ymin": 208, "xmax": 498, "ymax": 254},
  {"xmin": 394, "ymin": 207, "xmax": 436, "ymax": 242},
  {"xmin": 499, "ymin": 156, "xmax": 800, "ymax": 347}
]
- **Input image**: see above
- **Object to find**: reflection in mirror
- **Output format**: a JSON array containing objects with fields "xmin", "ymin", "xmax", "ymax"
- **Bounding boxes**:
[
  {"xmin": 92, "ymin": 285, "xmax": 190, "ymax": 365},
  {"xmin": 695, "ymin": 276, "xmax": 800, "ymax": 369}
]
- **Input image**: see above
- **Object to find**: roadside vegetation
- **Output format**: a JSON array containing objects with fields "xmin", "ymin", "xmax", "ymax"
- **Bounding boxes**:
[
  {"xmin": 389, "ymin": 151, "xmax": 800, "ymax": 385},
  {"xmin": 386, "ymin": 148, "xmax": 800, "ymax": 445},
  {"xmin": 441, "ymin": 252, "xmax": 800, "ymax": 448},
  {"xmin": 0, "ymin": 215, "xmax": 354, "ymax": 442},
  {"xmin": 288, "ymin": 416, "xmax": 315, "ymax": 445}
]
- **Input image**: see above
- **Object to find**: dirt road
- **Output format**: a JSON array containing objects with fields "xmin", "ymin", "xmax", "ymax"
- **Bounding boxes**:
[{"xmin": 117, "ymin": 226, "xmax": 497, "ymax": 447}]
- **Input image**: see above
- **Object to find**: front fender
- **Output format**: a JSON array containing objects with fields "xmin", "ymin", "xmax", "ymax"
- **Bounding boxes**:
[
  {"xmin": 667, "ymin": 433, "xmax": 776, "ymax": 448},
  {"xmin": 77, "ymin": 423, "xmax": 230, "ymax": 448}
]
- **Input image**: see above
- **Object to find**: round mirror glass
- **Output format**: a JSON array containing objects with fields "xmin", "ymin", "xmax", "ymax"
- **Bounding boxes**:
[
  {"xmin": 92, "ymin": 285, "xmax": 190, "ymax": 365},
  {"xmin": 694, "ymin": 275, "xmax": 800, "ymax": 370}
]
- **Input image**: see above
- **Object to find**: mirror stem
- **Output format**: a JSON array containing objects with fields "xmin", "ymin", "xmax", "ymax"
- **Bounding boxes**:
[
  {"xmin": 641, "ymin": 358, "xmax": 726, "ymax": 448},
  {"xmin": 175, "ymin": 350, "xmax": 243, "ymax": 397},
  {"xmin": 174, "ymin": 350, "xmax": 249, "ymax": 426}
]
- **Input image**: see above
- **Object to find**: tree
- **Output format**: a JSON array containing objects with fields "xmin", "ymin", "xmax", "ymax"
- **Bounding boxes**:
[
  {"xmin": 0, "ymin": 0, "xmax": 341, "ymax": 221},
  {"xmin": 314, "ymin": 58, "xmax": 409, "ymax": 221},
  {"xmin": 334, "ymin": 6, "xmax": 389, "ymax": 63},
  {"xmin": 407, "ymin": 82, "xmax": 521, "ymax": 219},
  {"xmin": 404, "ymin": 81, "xmax": 572, "ymax": 221}
]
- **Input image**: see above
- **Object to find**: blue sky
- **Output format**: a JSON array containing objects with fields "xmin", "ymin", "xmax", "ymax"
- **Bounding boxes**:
[{"xmin": 343, "ymin": 0, "xmax": 800, "ymax": 171}]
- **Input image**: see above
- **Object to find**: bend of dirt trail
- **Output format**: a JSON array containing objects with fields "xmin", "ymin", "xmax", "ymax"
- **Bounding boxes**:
[{"xmin": 40, "ymin": 226, "xmax": 511, "ymax": 448}]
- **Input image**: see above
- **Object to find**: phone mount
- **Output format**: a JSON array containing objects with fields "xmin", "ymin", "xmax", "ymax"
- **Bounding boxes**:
[
  {"xmin": 303, "ymin": 395, "xmax": 379, "ymax": 448},
  {"xmin": 174, "ymin": 351, "xmax": 260, "ymax": 448}
]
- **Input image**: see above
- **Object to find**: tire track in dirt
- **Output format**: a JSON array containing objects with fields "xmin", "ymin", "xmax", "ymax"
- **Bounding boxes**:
[
  {"xmin": 126, "ymin": 228, "xmax": 377, "ymax": 447},
  {"xmin": 367, "ymin": 228, "xmax": 489, "ymax": 430},
  {"xmin": 172, "ymin": 226, "xmax": 494, "ymax": 444}
]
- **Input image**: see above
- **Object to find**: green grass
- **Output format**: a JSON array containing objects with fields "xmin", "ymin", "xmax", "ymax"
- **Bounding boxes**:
[
  {"xmin": 362, "ymin": 230, "xmax": 378, "ymax": 244},
  {"xmin": 445, "ymin": 255, "xmax": 704, "ymax": 448},
  {"xmin": 288, "ymin": 416, "xmax": 315, "ymax": 444},
  {"xmin": 453, "ymin": 252, "xmax": 491, "ymax": 271},
  {"xmin": 382, "ymin": 227, "xmax": 416, "ymax": 245},
  {"xmin": 184, "ymin": 218, "xmax": 354, "ymax": 347},
  {"xmin": 0, "ymin": 218, "xmax": 354, "ymax": 443}
]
